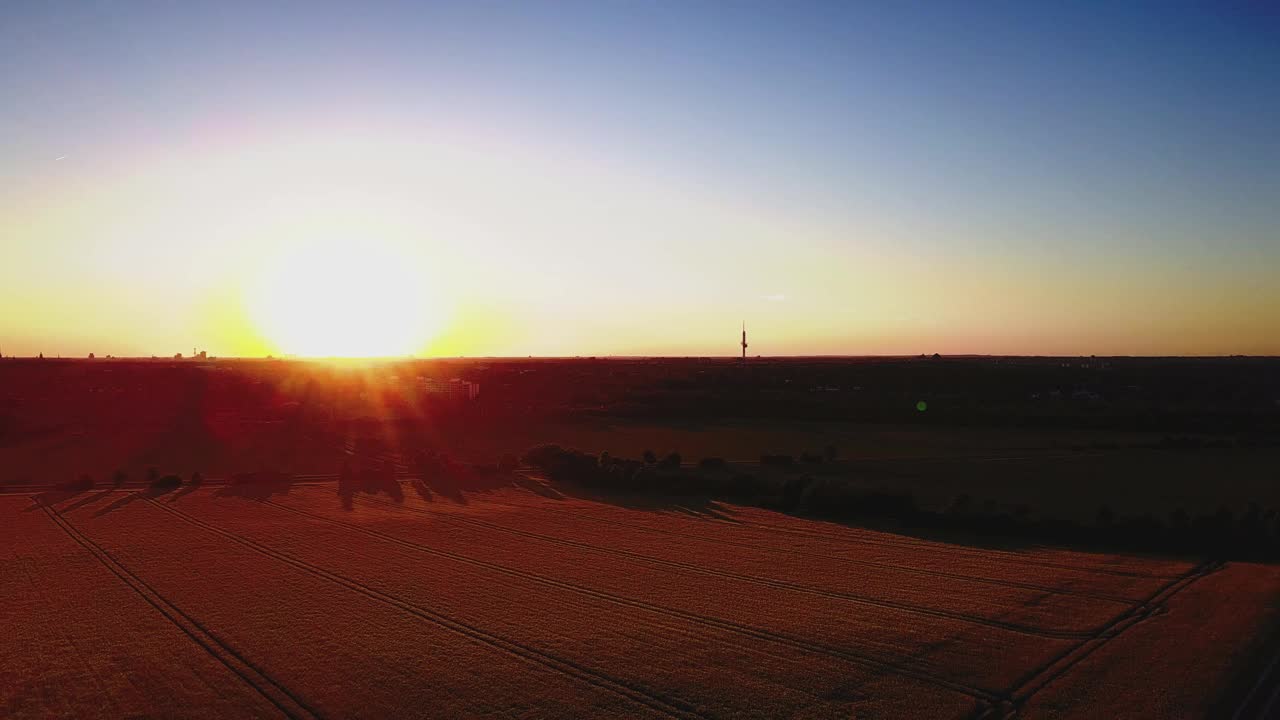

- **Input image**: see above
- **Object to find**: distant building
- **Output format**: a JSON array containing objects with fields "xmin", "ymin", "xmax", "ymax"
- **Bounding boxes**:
[{"xmin": 418, "ymin": 377, "xmax": 480, "ymax": 401}]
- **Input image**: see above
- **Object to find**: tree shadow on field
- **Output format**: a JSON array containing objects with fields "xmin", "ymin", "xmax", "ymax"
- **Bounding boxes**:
[
  {"xmin": 409, "ymin": 478, "xmax": 434, "ymax": 503},
  {"xmin": 25, "ymin": 489, "xmax": 80, "ymax": 511},
  {"xmin": 167, "ymin": 475, "xmax": 203, "ymax": 502},
  {"xmin": 60, "ymin": 489, "xmax": 115, "ymax": 513},
  {"xmin": 411, "ymin": 469, "xmax": 569, "ymax": 506},
  {"xmin": 510, "ymin": 469, "xmax": 740, "ymax": 521},
  {"xmin": 407, "ymin": 464, "xmax": 524, "ymax": 505},
  {"xmin": 421, "ymin": 474, "xmax": 468, "ymax": 505},
  {"xmin": 513, "ymin": 475, "xmax": 565, "ymax": 500},
  {"xmin": 93, "ymin": 486, "xmax": 177, "ymax": 517},
  {"xmin": 216, "ymin": 472, "xmax": 295, "ymax": 502},
  {"xmin": 547, "ymin": 483, "xmax": 742, "ymax": 521}
]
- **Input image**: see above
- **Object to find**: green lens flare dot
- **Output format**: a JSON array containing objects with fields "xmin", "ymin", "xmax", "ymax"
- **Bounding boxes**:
[{"xmin": 916, "ymin": 400, "xmax": 928, "ymax": 412}]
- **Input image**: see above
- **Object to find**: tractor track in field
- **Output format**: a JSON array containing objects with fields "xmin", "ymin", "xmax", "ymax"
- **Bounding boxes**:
[
  {"xmin": 478, "ymin": 495, "xmax": 1139, "ymax": 605},
  {"xmin": 260, "ymin": 495, "xmax": 1002, "ymax": 703},
  {"xmin": 40, "ymin": 503, "xmax": 321, "ymax": 720},
  {"xmin": 141, "ymin": 497, "xmax": 707, "ymax": 720},
  {"xmin": 350, "ymin": 490, "xmax": 1114, "ymax": 641},
  {"xmin": 972, "ymin": 558, "xmax": 1223, "ymax": 720}
]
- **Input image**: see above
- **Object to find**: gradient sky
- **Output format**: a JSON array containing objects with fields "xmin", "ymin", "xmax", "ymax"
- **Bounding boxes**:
[{"xmin": 2, "ymin": 1, "xmax": 1278, "ymax": 357}]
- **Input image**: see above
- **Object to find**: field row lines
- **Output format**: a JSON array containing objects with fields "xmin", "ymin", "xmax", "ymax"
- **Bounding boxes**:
[
  {"xmin": 139, "ymin": 496, "xmax": 708, "ymax": 720},
  {"xmin": 352, "ymin": 489, "xmax": 1111, "ymax": 640},
  {"xmin": 510, "ymin": 474, "xmax": 1186, "ymax": 581},
  {"xmin": 327, "ymin": 434, "xmax": 1181, "ymax": 584},
  {"xmin": 976, "ymin": 558, "xmax": 1222, "ymax": 720},
  {"xmin": 40, "ymin": 503, "xmax": 321, "ymax": 720},
  {"xmin": 263, "ymin": 494, "xmax": 1001, "ymax": 703},
  {"xmin": 335, "ymin": 442, "xmax": 1184, "ymax": 583},
  {"xmin": 477, "ymin": 493, "xmax": 1139, "ymax": 605},
  {"xmin": 334, "ymin": 432, "xmax": 1179, "ymax": 584}
]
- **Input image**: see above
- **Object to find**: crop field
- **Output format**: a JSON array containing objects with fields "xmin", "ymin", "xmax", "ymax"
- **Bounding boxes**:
[{"xmin": 5, "ymin": 483, "xmax": 1279, "ymax": 719}]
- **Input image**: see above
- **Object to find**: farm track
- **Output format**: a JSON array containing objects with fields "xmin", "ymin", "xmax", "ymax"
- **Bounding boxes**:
[
  {"xmin": 141, "ymin": 497, "xmax": 707, "ymax": 720},
  {"xmin": 479, "ymin": 495, "xmax": 1138, "ymax": 605},
  {"xmin": 261, "ymin": 494, "xmax": 1001, "ymax": 703},
  {"xmin": 39, "ymin": 503, "xmax": 320, "ymax": 720},
  {"xmin": 352, "ymin": 490, "xmax": 1115, "ymax": 640},
  {"xmin": 974, "ymin": 558, "xmax": 1223, "ymax": 720}
]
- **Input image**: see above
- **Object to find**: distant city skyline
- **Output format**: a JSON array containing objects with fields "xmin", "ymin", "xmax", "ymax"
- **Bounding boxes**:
[{"xmin": 2, "ymin": 2, "xmax": 1278, "ymax": 357}]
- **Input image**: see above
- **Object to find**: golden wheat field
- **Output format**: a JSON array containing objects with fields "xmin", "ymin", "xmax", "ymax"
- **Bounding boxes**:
[{"xmin": 4, "ymin": 482, "xmax": 1278, "ymax": 719}]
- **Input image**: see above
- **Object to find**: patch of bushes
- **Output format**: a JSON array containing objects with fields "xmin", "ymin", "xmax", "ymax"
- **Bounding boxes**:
[
  {"xmin": 523, "ymin": 444, "xmax": 601, "ymax": 484},
  {"xmin": 339, "ymin": 459, "xmax": 402, "ymax": 501},
  {"xmin": 57, "ymin": 474, "xmax": 94, "ymax": 492},
  {"xmin": 497, "ymin": 452, "xmax": 519, "ymax": 473},
  {"xmin": 150, "ymin": 474, "xmax": 182, "ymax": 491},
  {"xmin": 658, "ymin": 452, "xmax": 682, "ymax": 471},
  {"xmin": 698, "ymin": 457, "xmax": 727, "ymax": 471},
  {"xmin": 231, "ymin": 470, "xmax": 291, "ymax": 486}
]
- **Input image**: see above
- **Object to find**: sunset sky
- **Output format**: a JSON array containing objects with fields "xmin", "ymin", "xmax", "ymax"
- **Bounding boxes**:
[{"xmin": 2, "ymin": 2, "xmax": 1278, "ymax": 358}]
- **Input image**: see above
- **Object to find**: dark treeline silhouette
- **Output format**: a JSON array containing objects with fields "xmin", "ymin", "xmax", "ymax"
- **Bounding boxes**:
[
  {"xmin": 4, "ymin": 356, "xmax": 1277, "ymax": 559},
  {"xmin": 522, "ymin": 443, "xmax": 1280, "ymax": 560},
  {"xmin": 338, "ymin": 458, "xmax": 404, "ymax": 507}
]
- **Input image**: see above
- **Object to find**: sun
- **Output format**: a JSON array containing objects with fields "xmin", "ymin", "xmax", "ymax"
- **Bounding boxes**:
[{"xmin": 246, "ymin": 238, "xmax": 445, "ymax": 357}]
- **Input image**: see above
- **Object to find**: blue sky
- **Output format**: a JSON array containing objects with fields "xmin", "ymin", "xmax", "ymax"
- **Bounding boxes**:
[{"xmin": 2, "ymin": 2, "xmax": 1277, "ymax": 356}]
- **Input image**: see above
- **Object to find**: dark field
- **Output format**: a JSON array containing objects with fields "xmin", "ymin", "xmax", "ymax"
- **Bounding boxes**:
[{"xmin": 3, "ymin": 356, "xmax": 1280, "ymax": 718}]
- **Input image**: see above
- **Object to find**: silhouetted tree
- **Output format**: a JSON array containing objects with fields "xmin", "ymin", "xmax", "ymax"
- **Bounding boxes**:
[
  {"xmin": 151, "ymin": 474, "xmax": 182, "ymax": 491},
  {"xmin": 782, "ymin": 474, "xmax": 810, "ymax": 510},
  {"xmin": 59, "ymin": 474, "xmax": 94, "ymax": 492},
  {"xmin": 658, "ymin": 452, "xmax": 681, "ymax": 471},
  {"xmin": 698, "ymin": 457, "xmax": 727, "ymax": 471},
  {"xmin": 1096, "ymin": 505, "xmax": 1115, "ymax": 529},
  {"xmin": 729, "ymin": 473, "xmax": 760, "ymax": 497},
  {"xmin": 338, "ymin": 460, "xmax": 355, "ymax": 498},
  {"xmin": 497, "ymin": 452, "xmax": 518, "ymax": 474}
]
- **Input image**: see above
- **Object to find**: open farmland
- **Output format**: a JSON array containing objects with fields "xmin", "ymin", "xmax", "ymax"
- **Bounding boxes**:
[{"xmin": 6, "ymin": 481, "xmax": 1279, "ymax": 719}]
